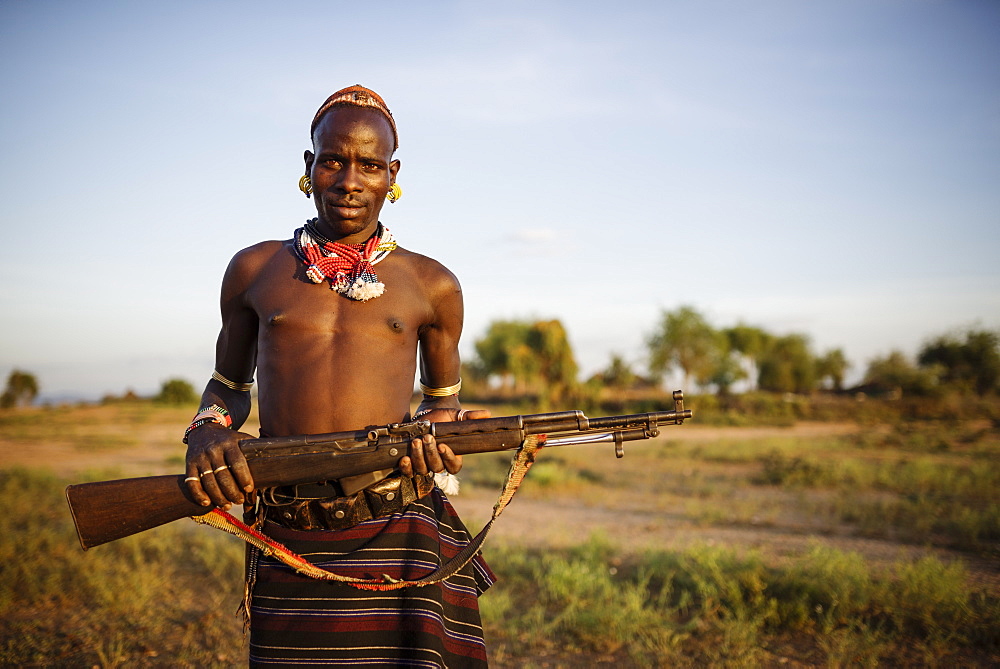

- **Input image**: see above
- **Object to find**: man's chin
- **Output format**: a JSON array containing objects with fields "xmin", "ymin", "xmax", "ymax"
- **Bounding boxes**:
[{"xmin": 314, "ymin": 213, "xmax": 378, "ymax": 241}]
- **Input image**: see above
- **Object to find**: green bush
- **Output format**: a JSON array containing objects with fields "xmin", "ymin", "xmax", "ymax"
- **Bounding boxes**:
[
  {"xmin": 154, "ymin": 378, "xmax": 197, "ymax": 406},
  {"xmin": 753, "ymin": 450, "xmax": 828, "ymax": 487}
]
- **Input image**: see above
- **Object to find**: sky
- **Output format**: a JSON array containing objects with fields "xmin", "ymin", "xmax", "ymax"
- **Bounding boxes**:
[{"xmin": 1, "ymin": 0, "xmax": 998, "ymax": 402}]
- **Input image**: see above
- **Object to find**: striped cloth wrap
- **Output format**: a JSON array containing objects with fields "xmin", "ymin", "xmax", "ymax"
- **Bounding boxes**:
[{"xmin": 247, "ymin": 488, "xmax": 495, "ymax": 668}]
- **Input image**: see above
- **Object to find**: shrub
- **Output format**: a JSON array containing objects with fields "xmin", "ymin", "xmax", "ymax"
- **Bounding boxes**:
[{"xmin": 154, "ymin": 378, "xmax": 197, "ymax": 406}]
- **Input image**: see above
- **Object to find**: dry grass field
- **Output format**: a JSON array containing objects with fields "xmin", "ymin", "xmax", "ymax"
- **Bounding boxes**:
[{"xmin": 1, "ymin": 399, "xmax": 997, "ymax": 667}]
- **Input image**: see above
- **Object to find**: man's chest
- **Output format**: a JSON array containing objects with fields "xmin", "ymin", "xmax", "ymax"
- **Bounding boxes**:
[{"xmin": 248, "ymin": 256, "xmax": 432, "ymax": 341}]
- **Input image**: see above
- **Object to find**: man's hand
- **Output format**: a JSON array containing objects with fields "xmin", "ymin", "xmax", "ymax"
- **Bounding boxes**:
[
  {"xmin": 184, "ymin": 423, "xmax": 255, "ymax": 509},
  {"xmin": 399, "ymin": 408, "xmax": 491, "ymax": 477}
]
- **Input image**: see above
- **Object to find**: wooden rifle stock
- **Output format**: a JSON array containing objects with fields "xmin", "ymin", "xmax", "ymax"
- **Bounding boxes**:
[{"xmin": 66, "ymin": 394, "xmax": 692, "ymax": 550}]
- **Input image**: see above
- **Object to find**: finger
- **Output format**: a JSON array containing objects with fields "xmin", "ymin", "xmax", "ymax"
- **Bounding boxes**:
[
  {"xmin": 224, "ymin": 447, "xmax": 255, "ymax": 493},
  {"xmin": 421, "ymin": 434, "xmax": 445, "ymax": 472},
  {"xmin": 210, "ymin": 461, "xmax": 245, "ymax": 505},
  {"xmin": 464, "ymin": 409, "xmax": 491, "ymax": 420},
  {"xmin": 438, "ymin": 443, "xmax": 464, "ymax": 474},
  {"xmin": 398, "ymin": 455, "xmax": 414, "ymax": 478},
  {"xmin": 185, "ymin": 465, "xmax": 211, "ymax": 506},
  {"xmin": 197, "ymin": 468, "xmax": 232, "ymax": 510},
  {"xmin": 409, "ymin": 437, "xmax": 428, "ymax": 475}
]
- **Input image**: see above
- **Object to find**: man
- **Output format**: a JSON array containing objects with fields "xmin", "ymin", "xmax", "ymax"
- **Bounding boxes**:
[{"xmin": 182, "ymin": 85, "xmax": 493, "ymax": 667}]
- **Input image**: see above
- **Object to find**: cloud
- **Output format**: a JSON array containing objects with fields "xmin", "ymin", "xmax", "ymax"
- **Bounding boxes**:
[{"xmin": 502, "ymin": 228, "xmax": 575, "ymax": 256}]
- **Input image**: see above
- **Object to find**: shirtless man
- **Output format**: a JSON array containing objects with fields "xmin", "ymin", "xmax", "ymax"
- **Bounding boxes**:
[{"xmin": 182, "ymin": 86, "xmax": 493, "ymax": 668}]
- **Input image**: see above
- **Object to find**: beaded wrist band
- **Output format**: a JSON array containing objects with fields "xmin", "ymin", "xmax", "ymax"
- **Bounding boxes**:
[
  {"xmin": 212, "ymin": 370, "xmax": 254, "ymax": 392},
  {"xmin": 183, "ymin": 404, "xmax": 233, "ymax": 444},
  {"xmin": 419, "ymin": 379, "xmax": 462, "ymax": 397}
]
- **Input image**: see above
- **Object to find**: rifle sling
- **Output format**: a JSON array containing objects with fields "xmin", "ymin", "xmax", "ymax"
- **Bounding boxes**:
[{"xmin": 190, "ymin": 435, "xmax": 544, "ymax": 590}]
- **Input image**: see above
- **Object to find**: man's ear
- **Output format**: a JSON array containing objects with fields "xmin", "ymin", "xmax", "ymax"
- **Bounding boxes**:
[
  {"xmin": 304, "ymin": 149, "xmax": 315, "ymax": 174},
  {"xmin": 389, "ymin": 159, "xmax": 400, "ymax": 182}
]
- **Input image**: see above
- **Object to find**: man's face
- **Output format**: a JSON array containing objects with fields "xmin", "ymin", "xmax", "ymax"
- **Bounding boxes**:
[{"xmin": 305, "ymin": 107, "xmax": 400, "ymax": 242}]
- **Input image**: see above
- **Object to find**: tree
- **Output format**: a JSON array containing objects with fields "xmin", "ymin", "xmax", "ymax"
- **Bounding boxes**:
[
  {"xmin": 1, "ymin": 370, "xmax": 39, "ymax": 408},
  {"xmin": 816, "ymin": 348, "xmax": 849, "ymax": 392},
  {"xmin": 722, "ymin": 323, "xmax": 771, "ymax": 391},
  {"xmin": 526, "ymin": 319, "xmax": 578, "ymax": 398},
  {"xmin": 707, "ymin": 332, "xmax": 747, "ymax": 396},
  {"xmin": 155, "ymin": 378, "xmax": 197, "ymax": 405},
  {"xmin": 472, "ymin": 318, "xmax": 579, "ymax": 403},
  {"xmin": 597, "ymin": 353, "xmax": 637, "ymax": 389},
  {"xmin": 918, "ymin": 329, "xmax": 1000, "ymax": 395},
  {"xmin": 473, "ymin": 320, "xmax": 536, "ymax": 393},
  {"xmin": 757, "ymin": 334, "xmax": 817, "ymax": 394},
  {"xmin": 505, "ymin": 319, "xmax": 580, "ymax": 406},
  {"xmin": 864, "ymin": 350, "xmax": 938, "ymax": 396},
  {"xmin": 647, "ymin": 306, "xmax": 720, "ymax": 390}
]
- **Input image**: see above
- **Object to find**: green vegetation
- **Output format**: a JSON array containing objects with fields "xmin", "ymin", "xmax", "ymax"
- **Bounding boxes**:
[
  {"xmin": 0, "ymin": 468, "xmax": 246, "ymax": 667},
  {"xmin": 467, "ymin": 415, "xmax": 999, "ymax": 666},
  {"xmin": 483, "ymin": 539, "xmax": 998, "ymax": 667},
  {"xmin": 155, "ymin": 377, "xmax": 198, "ymax": 406},
  {"xmin": 2, "ymin": 459, "xmax": 994, "ymax": 667},
  {"xmin": 467, "ymin": 319, "xmax": 579, "ymax": 407},
  {"xmin": 647, "ymin": 305, "xmax": 721, "ymax": 390},
  {"xmin": 461, "ymin": 311, "xmax": 999, "ymax": 412},
  {"xmin": 1, "ymin": 398, "xmax": 997, "ymax": 666},
  {"xmin": 919, "ymin": 329, "xmax": 1000, "ymax": 395},
  {"xmin": 1, "ymin": 369, "xmax": 39, "ymax": 408}
]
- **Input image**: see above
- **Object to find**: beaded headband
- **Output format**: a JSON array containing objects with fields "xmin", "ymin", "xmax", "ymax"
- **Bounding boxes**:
[{"xmin": 311, "ymin": 84, "xmax": 398, "ymax": 151}]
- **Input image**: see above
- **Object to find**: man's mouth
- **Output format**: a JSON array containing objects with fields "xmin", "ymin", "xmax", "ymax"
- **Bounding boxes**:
[{"xmin": 327, "ymin": 200, "xmax": 365, "ymax": 217}]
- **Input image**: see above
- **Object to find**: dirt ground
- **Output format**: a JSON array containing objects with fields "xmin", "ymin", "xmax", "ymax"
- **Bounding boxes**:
[{"xmin": 449, "ymin": 424, "xmax": 1000, "ymax": 596}]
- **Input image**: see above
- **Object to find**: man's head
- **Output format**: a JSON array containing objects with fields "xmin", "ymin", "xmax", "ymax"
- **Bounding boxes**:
[{"xmin": 305, "ymin": 85, "xmax": 400, "ymax": 242}]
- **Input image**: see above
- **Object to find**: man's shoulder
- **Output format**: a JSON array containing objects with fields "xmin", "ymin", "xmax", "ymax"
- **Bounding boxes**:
[
  {"xmin": 229, "ymin": 239, "xmax": 291, "ymax": 269},
  {"xmin": 392, "ymin": 246, "xmax": 460, "ymax": 290},
  {"xmin": 223, "ymin": 239, "xmax": 292, "ymax": 285},
  {"xmin": 234, "ymin": 239, "xmax": 291, "ymax": 261}
]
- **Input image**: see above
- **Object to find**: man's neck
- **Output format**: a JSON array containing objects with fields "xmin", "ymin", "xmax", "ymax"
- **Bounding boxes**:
[{"xmin": 308, "ymin": 217, "xmax": 380, "ymax": 246}]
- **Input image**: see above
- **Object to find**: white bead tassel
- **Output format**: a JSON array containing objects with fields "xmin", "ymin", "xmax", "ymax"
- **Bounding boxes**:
[
  {"xmin": 345, "ymin": 278, "xmax": 386, "ymax": 301},
  {"xmin": 434, "ymin": 472, "xmax": 460, "ymax": 496}
]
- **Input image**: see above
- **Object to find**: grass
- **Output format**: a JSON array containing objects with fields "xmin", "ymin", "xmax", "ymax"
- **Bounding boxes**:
[
  {"xmin": 0, "ymin": 467, "xmax": 247, "ymax": 667},
  {"xmin": 1, "ymin": 398, "xmax": 999, "ymax": 666},
  {"xmin": 0, "ymin": 402, "xmax": 190, "ymax": 451},
  {"xmin": 481, "ymin": 536, "xmax": 999, "ymax": 667},
  {"xmin": 1, "ymin": 494, "xmax": 987, "ymax": 666}
]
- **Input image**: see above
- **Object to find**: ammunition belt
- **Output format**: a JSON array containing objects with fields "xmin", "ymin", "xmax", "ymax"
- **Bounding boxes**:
[{"xmin": 260, "ymin": 472, "xmax": 436, "ymax": 531}]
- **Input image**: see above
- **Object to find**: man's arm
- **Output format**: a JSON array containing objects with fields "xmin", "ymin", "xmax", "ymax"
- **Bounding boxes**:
[
  {"xmin": 400, "ymin": 263, "xmax": 489, "ymax": 477},
  {"xmin": 416, "ymin": 263, "xmax": 464, "ymax": 415},
  {"xmin": 183, "ymin": 245, "xmax": 267, "ymax": 509}
]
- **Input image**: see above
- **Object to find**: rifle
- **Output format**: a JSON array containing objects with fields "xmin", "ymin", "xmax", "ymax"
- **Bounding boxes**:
[{"xmin": 66, "ymin": 392, "xmax": 692, "ymax": 550}]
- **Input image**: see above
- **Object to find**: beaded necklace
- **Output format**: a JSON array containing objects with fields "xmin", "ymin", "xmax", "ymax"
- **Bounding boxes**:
[{"xmin": 293, "ymin": 220, "xmax": 398, "ymax": 301}]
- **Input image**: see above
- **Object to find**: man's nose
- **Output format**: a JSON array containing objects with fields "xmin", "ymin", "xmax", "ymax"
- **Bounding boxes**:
[{"xmin": 336, "ymin": 164, "xmax": 363, "ymax": 192}]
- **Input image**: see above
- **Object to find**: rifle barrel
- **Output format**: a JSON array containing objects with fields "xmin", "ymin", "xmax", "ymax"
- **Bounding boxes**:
[{"xmin": 586, "ymin": 409, "xmax": 692, "ymax": 431}]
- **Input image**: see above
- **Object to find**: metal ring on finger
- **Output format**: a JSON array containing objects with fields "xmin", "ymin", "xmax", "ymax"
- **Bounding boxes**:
[
  {"xmin": 184, "ymin": 476, "xmax": 199, "ymax": 483},
  {"xmin": 200, "ymin": 470, "xmax": 212, "ymax": 477},
  {"xmin": 213, "ymin": 464, "xmax": 228, "ymax": 473}
]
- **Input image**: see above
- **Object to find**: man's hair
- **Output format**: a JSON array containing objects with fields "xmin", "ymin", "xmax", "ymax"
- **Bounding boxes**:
[{"xmin": 311, "ymin": 85, "xmax": 398, "ymax": 151}]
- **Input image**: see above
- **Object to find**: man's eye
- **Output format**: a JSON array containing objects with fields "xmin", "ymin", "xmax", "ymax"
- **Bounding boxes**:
[
  {"xmin": 363, "ymin": 163, "xmax": 382, "ymax": 171},
  {"xmin": 323, "ymin": 159, "xmax": 342, "ymax": 169}
]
